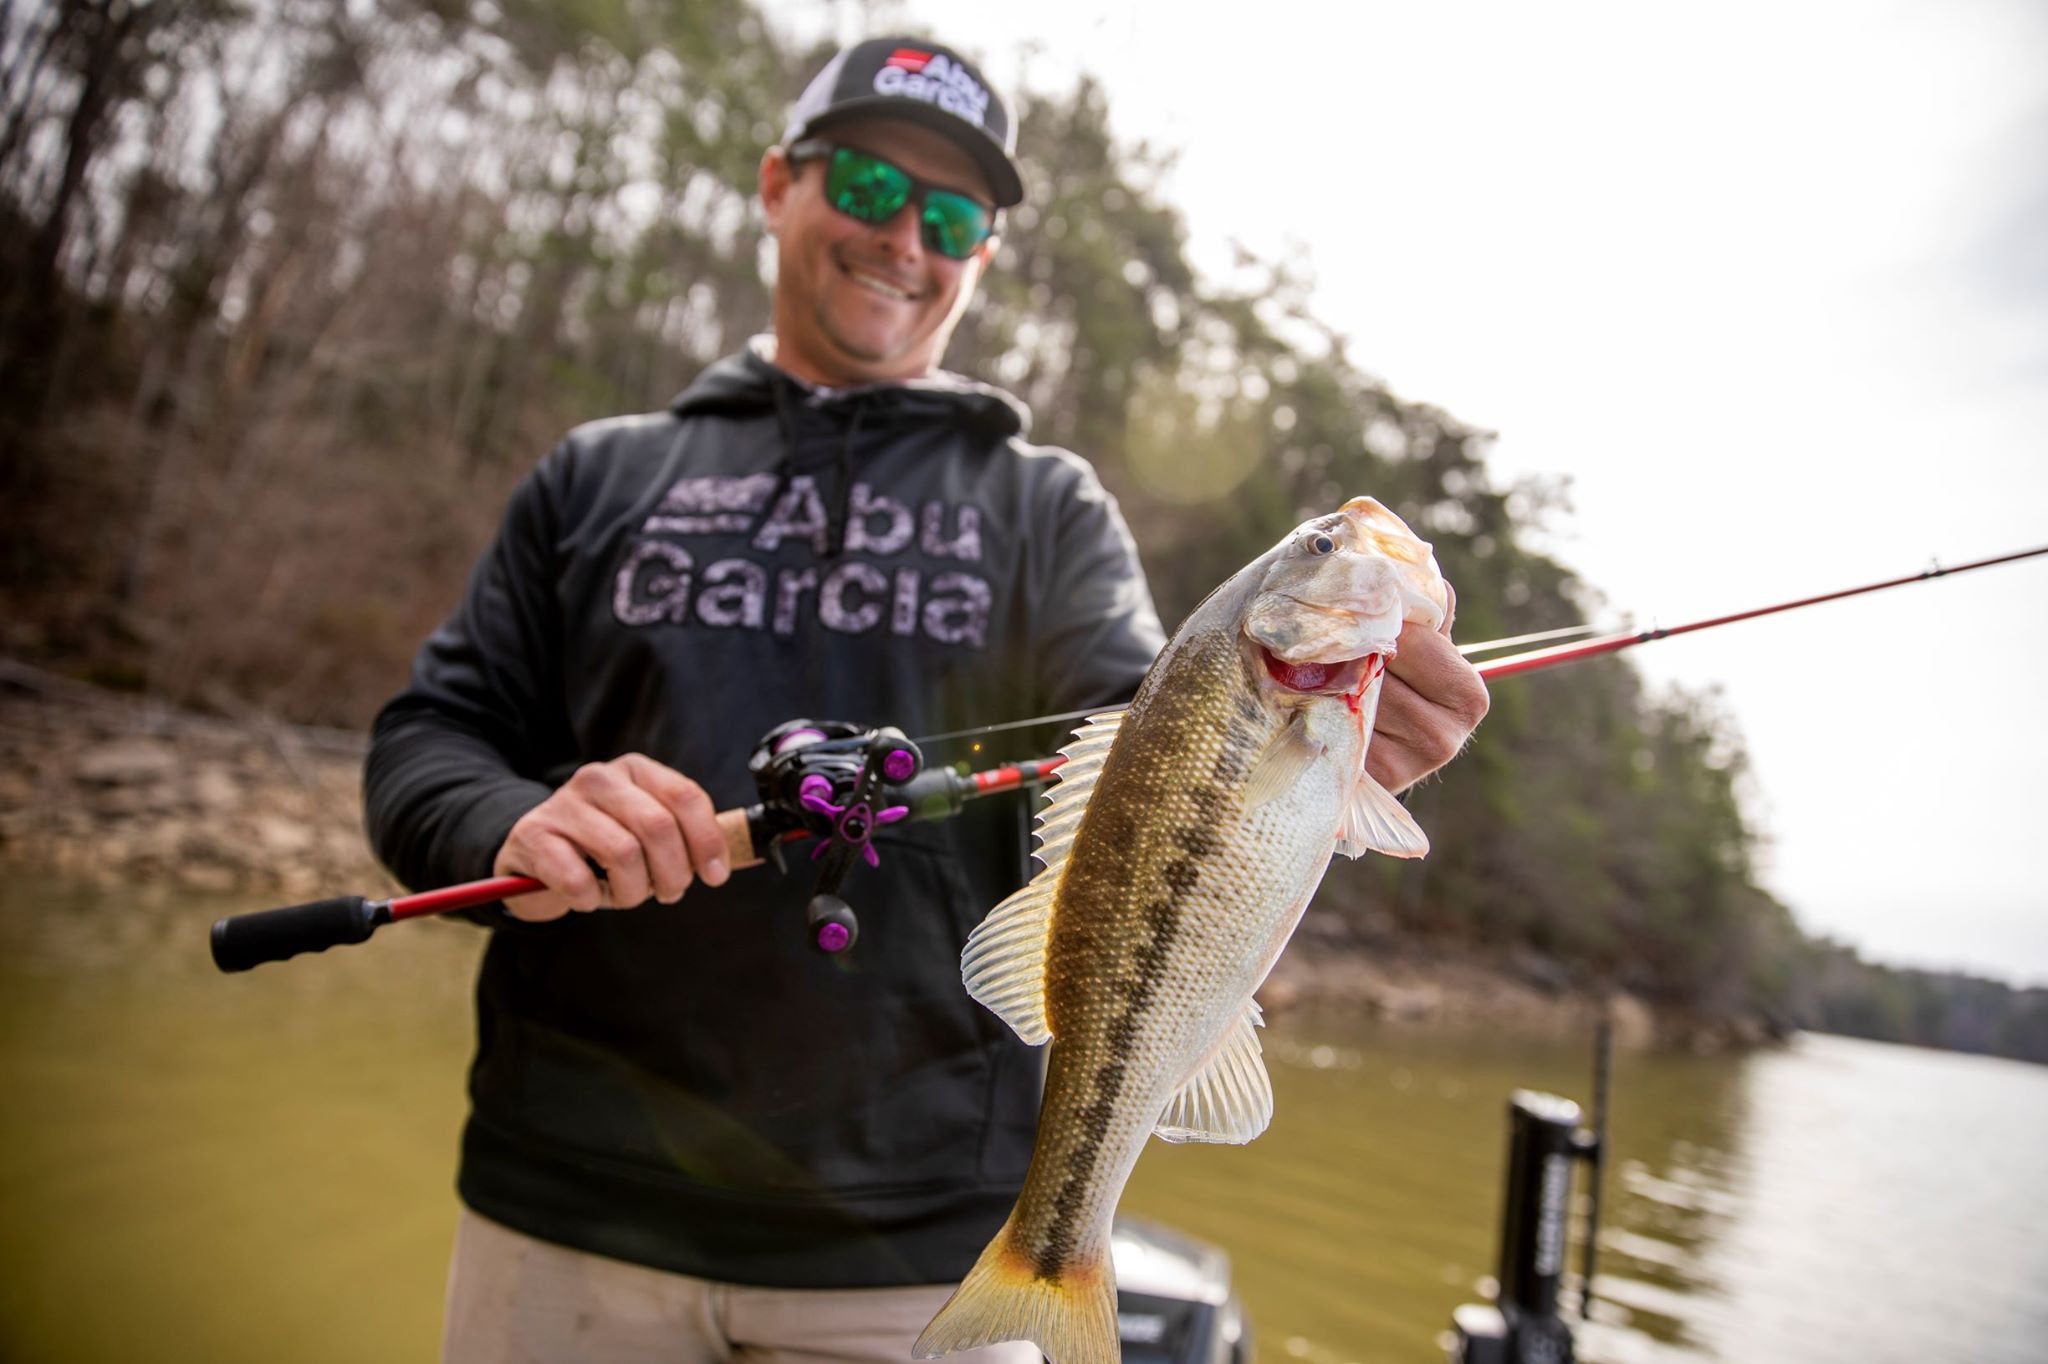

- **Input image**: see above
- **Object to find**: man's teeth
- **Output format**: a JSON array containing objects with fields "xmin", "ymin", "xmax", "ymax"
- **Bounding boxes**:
[{"xmin": 848, "ymin": 267, "xmax": 913, "ymax": 300}]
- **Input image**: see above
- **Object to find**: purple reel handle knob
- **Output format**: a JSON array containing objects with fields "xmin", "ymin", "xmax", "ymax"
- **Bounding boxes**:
[
  {"xmin": 806, "ymin": 893, "xmax": 858, "ymax": 954},
  {"xmin": 798, "ymin": 773, "xmax": 841, "ymax": 819}
]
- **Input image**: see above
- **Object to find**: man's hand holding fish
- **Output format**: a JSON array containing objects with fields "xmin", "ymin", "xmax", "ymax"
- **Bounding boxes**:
[{"xmin": 1369, "ymin": 581, "xmax": 1490, "ymax": 792}]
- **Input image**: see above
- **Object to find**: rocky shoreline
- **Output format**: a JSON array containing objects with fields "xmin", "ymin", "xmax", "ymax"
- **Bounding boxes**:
[
  {"xmin": 0, "ymin": 662, "xmax": 390, "ymax": 903},
  {"xmin": 1, "ymin": 661, "xmax": 1721, "ymax": 1049}
]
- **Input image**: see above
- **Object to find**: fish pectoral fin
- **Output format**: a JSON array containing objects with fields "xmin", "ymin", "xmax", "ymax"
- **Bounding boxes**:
[
  {"xmin": 1245, "ymin": 713, "xmax": 1323, "ymax": 807},
  {"xmin": 1336, "ymin": 774, "xmax": 1429, "ymax": 860},
  {"xmin": 1154, "ymin": 1001, "xmax": 1273, "ymax": 1145}
]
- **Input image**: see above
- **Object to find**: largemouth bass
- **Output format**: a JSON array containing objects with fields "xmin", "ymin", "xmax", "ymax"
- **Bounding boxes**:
[{"xmin": 915, "ymin": 497, "xmax": 1450, "ymax": 1363}]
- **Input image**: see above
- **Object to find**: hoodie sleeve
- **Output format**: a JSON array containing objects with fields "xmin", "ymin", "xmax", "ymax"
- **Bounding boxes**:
[
  {"xmin": 1028, "ymin": 454, "xmax": 1167, "ymax": 713},
  {"xmin": 362, "ymin": 448, "xmax": 576, "ymax": 894}
]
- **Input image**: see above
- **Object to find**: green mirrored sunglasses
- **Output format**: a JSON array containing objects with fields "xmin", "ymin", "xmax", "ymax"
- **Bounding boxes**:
[{"xmin": 789, "ymin": 140, "xmax": 996, "ymax": 261}]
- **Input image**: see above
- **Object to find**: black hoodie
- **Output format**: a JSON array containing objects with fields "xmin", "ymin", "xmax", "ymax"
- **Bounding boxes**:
[{"xmin": 363, "ymin": 344, "xmax": 1165, "ymax": 1287}]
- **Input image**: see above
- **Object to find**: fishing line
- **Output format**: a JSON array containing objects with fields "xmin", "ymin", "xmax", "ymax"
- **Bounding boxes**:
[
  {"xmin": 912, "ymin": 707, "xmax": 1112, "ymax": 748},
  {"xmin": 1457, "ymin": 623, "xmax": 1609, "ymax": 657},
  {"xmin": 918, "ymin": 541, "xmax": 2048, "ymax": 742},
  {"xmin": 1474, "ymin": 541, "xmax": 2048, "ymax": 679}
]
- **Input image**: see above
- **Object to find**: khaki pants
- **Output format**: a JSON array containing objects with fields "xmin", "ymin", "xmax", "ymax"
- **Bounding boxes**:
[{"xmin": 443, "ymin": 1210, "xmax": 1041, "ymax": 1364}]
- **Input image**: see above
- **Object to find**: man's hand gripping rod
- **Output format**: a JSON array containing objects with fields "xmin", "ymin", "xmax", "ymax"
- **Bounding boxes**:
[{"xmin": 210, "ymin": 721, "xmax": 1063, "ymax": 973}]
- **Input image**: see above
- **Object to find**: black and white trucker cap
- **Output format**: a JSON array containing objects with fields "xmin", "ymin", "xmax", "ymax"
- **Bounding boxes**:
[{"xmin": 784, "ymin": 37, "xmax": 1024, "ymax": 207}]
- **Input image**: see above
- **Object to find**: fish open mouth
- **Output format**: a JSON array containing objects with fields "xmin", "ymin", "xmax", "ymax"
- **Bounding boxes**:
[{"xmin": 1259, "ymin": 648, "xmax": 1384, "ymax": 696}]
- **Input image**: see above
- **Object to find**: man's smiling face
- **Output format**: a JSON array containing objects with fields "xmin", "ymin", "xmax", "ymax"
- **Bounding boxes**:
[{"xmin": 759, "ymin": 116, "xmax": 996, "ymax": 386}]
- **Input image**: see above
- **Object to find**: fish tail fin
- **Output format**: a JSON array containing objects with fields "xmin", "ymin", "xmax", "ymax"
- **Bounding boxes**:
[{"xmin": 913, "ymin": 1217, "xmax": 1118, "ymax": 1364}]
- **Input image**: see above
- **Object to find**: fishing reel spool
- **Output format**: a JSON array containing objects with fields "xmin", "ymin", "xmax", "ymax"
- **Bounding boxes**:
[{"xmin": 748, "ymin": 719, "xmax": 922, "ymax": 955}]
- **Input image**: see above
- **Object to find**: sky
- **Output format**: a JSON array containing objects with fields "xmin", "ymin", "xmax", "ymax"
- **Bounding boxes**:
[{"xmin": 787, "ymin": 1, "xmax": 2048, "ymax": 985}]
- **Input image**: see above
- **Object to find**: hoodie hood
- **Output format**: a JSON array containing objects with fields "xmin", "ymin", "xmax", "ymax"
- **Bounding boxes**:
[
  {"xmin": 670, "ymin": 337, "xmax": 1031, "ymax": 441},
  {"xmin": 671, "ymin": 338, "xmax": 1034, "ymax": 560}
]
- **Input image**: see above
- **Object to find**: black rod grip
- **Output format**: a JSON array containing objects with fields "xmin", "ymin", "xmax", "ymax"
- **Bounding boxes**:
[{"xmin": 211, "ymin": 896, "xmax": 384, "ymax": 973}]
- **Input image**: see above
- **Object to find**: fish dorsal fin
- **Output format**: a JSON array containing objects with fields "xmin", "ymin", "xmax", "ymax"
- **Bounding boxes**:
[
  {"xmin": 1154, "ymin": 1001, "xmax": 1273, "ymax": 1145},
  {"xmin": 959, "ymin": 711, "xmax": 1125, "ymax": 1046},
  {"xmin": 1031, "ymin": 710, "xmax": 1123, "ymax": 870},
  {"xmin": 1338, "ymin": 775, "xmax": 1429, "ymax": 859},
  {"xmin": 1244, "ymin": 711, "xmax": 1324, "ymax": 807}
]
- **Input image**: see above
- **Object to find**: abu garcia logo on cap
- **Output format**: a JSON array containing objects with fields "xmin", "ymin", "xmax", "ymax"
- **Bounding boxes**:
[{"xmin": 874, "ymin": 47, "xmax": 990, "ymax": 128}]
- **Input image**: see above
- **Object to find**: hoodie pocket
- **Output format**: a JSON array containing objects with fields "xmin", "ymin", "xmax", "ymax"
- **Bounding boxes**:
[{"xmin": 474, "ymin": 830, "xmax": 1025, "ymax": 1200}]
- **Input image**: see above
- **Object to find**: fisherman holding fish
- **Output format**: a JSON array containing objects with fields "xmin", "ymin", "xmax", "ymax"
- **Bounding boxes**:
[{"xmin": 364, "ymin": 34, "xmax": 1489, "ymax": 1364}]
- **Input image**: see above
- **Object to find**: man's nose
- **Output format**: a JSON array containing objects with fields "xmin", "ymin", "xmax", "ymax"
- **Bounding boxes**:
[{"xmin": 871, "ymin": 198, "xmax": 925, "ymax": 260}]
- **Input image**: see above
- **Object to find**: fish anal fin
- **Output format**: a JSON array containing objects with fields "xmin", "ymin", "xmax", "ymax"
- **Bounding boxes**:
[
  {"xmin": 1337, "ymin": 774, "xmax": 1429, "ymax": 859},
  {"xmin": 1155, "ymin": 1002, "xmax": 1274, "ymax": 1145}
]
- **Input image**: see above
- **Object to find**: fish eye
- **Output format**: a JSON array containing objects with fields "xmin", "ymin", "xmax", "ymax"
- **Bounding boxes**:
[{"xmin": 1306, "ymin": 532, "xmax": 1337, "ymax": 556}]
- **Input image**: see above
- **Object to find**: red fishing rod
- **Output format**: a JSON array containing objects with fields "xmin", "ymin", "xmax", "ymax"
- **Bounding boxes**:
[
  {"xmin": 1470, "ymin": 542, "xmax": 2048, "ymax": 680},
  {"xmin": 211, "ymin": 721, "xmax": 1065, "ymax": 972}
]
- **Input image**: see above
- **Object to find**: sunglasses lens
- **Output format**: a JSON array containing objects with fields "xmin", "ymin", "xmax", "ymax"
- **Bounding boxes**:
[
  {"xmin": 921, "ymin": 191, "xmax": 992, "ymax": 260},
  {"xmin": 818, "ymin": 146, "xmax": 991, "ymax": 261},
  {"xmin": 826, "ymin": 148, "xmax": 910, "ymax": 224}
]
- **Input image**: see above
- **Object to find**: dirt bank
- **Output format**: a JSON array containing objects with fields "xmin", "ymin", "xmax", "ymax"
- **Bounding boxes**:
[
  {"xmin": 2, "ymin": 661, "xmax": 1745, "ymax": 1049},
  {"xmin": 0, "ymin": 661, "xmax": 388, "ymax": 901}
]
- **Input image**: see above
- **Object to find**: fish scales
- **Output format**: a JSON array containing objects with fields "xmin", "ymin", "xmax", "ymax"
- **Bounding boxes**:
[
  {"xmin": 918, "ymin": 497, "xmax": 1448, "ymax": 1364},
  {"xmin": 1017, "ymin": 631, "xmax": 1346, "ymax": 1280}
]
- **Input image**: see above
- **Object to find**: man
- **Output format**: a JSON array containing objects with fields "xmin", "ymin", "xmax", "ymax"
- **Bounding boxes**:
[{"xmin": 364, "ymin": 34, "xmax": 1488, "ymax": 1364}]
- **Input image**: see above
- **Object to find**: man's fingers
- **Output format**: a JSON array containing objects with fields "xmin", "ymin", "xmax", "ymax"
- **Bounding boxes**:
[
  {"xmin": 558, "ymin": 802, "xmax": 652, "ymax": 909},
  {"xmin": 586, "ymin": 768, "xmax": 697, "ymax": 903},
  {"xmin": 521, "ymin": 770, "xmax": 648, "ymax": 909},
  {"xmin": 1387, "ymin": 622, "xmax": 1490, "ymax": 731},
  {"xmin": 1370, "ymin": 617, "xmax": 1491, "ymax": 791},
  {"xmin": 490, "ymin": 755, "xmax": 730, "ymax": 924},
  {"xmin": 623, "ymin": 755, "xmax": 731, "ymax": 888},
  {"xmin": 500, "ymin": 829, "xmax": 605, "ymax": 919},
  {"xmin": 564, "ymin": 762, "xmax": 675, "ymax": 906},
  {"xmin": 1371, "ymin": 670, "xmax": 1434, "ymax": 752},
  {"xmin": 1365, "ymin": 672, "xmax": 1440, "ymax": 792}
]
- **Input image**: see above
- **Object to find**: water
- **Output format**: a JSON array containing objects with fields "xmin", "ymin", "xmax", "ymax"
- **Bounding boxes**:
[
  {"xmin": 1124, "ymin": 1022, "xmax": 2048, "ymax": 1364},
  {"xmin": 3, "ymin": 871, "xmax": 2045, "ymax": 1364}
]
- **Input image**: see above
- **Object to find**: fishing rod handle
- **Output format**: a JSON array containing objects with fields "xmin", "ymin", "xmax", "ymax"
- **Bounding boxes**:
[
  {"xmin": 385, "ymin": 808, "xmax": 764, "ymax": 920},
  {"xmin": 211, "ymin": 895, "xmax": 388, "ymax": 973},
  {"xmin": 210, "ymin": 808, "xmax": 763, "ymax": 973}
]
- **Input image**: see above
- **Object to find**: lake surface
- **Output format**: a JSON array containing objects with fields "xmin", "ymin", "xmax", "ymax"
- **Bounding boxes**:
[{"xmin": 3, "ymin": 871, "xmax": 2045, "ymax": 1363}]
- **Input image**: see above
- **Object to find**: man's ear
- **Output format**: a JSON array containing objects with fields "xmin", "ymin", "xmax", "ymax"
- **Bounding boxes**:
[
  {"xmin": 975, "ymin": 233, "xmax": 1001, "ymax": 266},
  {"xmin": 760, "ymin": 146, "xmax": 792, "ymax": 233}
]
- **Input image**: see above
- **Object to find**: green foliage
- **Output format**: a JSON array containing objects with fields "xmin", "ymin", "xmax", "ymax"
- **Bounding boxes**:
[
  {"xmin": 0, "ymin": 0, "xmax": 2007, "ymax": 1041},
  {"xmin": 1798, "ymin": 940, "xmax": 2048, "ymax": 1065}
]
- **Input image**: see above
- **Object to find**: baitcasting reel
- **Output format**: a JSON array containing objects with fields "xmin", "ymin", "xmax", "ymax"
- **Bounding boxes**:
[{"xmin": 747, "ymin": 719, "xmax": 922, "ymax": 954}]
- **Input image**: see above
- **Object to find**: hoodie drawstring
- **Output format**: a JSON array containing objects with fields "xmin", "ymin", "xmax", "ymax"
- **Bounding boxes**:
[
  {"xmin": 756, "ymin": 377, "xmax": 870, "ymax": 560},
  {"xmin": 754, "ymin": 377, "xmax": 802, "ymax": 546},
  {"xmin": 826, "ymin": 397, "xmax": 868, "ymax": 560}
]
